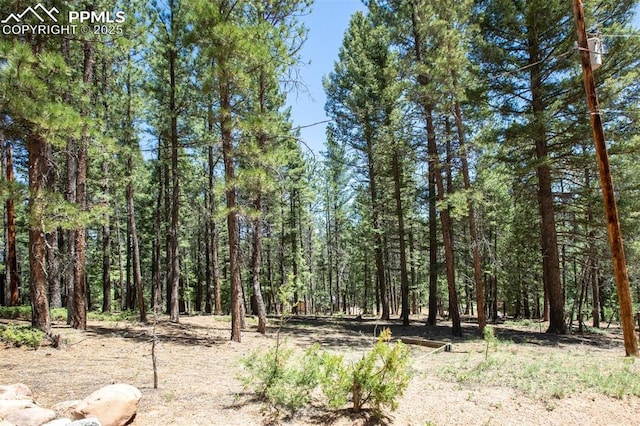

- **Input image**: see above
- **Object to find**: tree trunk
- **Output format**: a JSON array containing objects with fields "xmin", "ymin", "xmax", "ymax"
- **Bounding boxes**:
[
  {"xmin": 426, "ymin": 105, "xmax": 462, "ymax": 337},
  {"xmin": 5, "ymin": 141, "xmax": 20, "ymax": 307},
  {"xmin": 65, "ymin": 144, "xmax": 77, "ymax": 324},
  {"xmin": 101, "ymin": 160, "xmax": 112, "ymax": 313},
  {"xmin": 121, "ymin": 55, "xmax": 146, "ymax": 323},
  {"xmin": 114, "ymin": 207, "xmax": 125, "ymax": 310},
  {"xmin": 220, "ymin": 73, "xmax": 242, "ymax": 342},
  {"xmin": 71, "ymin": 41, "xmax": 94, "ymax": 330},
  {"xmin": 27, "ymin": 132, "xmax": 50, "ymax": 334},
  {"xmin": 153, "ymin": 159, "xmax": 164, "ymax": 312},
  {"xmin": 453, "ymin": 101, "xmax": 486, "ymax": 335},
  {"xmin": 251, "ymin": 213, "xmax": 267, "ymax": 333},
  {"xmin": 168, "ymin": 39, "xmax": 180, "ymax": 323},
  {"xmin": 212, "ymin": 215, "xmax": 222, "ymax": 316},
  {"xmin": 427, "ymin": 151, "xmax": 438, "ymax": 326},
  {"xmin": 527, "ymin": 8, "xmax": 565, "ymax": 335},
  {"xmin": 204, "ymin": 158, "xmax": 213, "ymax": 315},
  {"xmin": 392, "ymin": 147, "xmax": 410, "ymax": 326},
  {"xmin": 250, "ymin": 72, "xmax": 269, "ymax": 333},
  {"xmin": 365, "ymin": 127, "xmax": 389, "ymax": 320},
  {"xmin": 47, "ymin": 230, "xmax": 62, "ymax": 309}
]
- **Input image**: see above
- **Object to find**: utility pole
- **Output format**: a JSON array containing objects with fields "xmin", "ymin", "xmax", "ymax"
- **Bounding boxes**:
[{"xmin": 573, "ymin": 0, "xmax": 638, "ymax": 356}]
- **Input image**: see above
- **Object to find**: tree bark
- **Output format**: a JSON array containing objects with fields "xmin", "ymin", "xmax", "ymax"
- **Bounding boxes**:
[
  {"xmin": 527, "ymin": 11, "xmax": 565, "ymax": 334},
  {"xmin": 153, "ymin": 158, "xmax": 164, "ymax": 312},
  {"xmin": 392, "ymin": 146, "xmax": 410, "ymax": 326},
  {"xmin": 452, "ymin": 101, "xmax": 486, "ymax": 334},
  {"xmin": 427, "ymin": 152, "xmax": 438, "ymax": 326},
  {"xmin": 71, "ymin": 40, "xmax": 94, "ymax": 330},
  {"xmin": 364, "ymin": 125, "xmax": 389, "ymax": 320},
  {"xmin": 124, "ymin": 55, "xmax": 146, "ymax": 323},
  {"xmin": 65, "ymin": 142, "xmax": 77, "ymax": 324},
  {"xmin": 5, "ymin": 141, "xmax": 20, "ymax": 307},
  {"xmin": 27, "ymin": 132, "xmax": 50, "ymax": 334},
  {"xmin": 426, "ymin": 106, "xmax": 462, "ymax": 337},
  {"xmin": 251, "ymin": 212, "xmax": 267, "ymax": 333},
  {"xmin": 168, "ymin": 30, "xmax": 180, "ymax": 323},
  {"xmin": 220, "ymin": 71, "xmax": 243, "ymax": 342},
  {"xmin": 250, "ymin": 72, "xmax": 269, "ymax": 333},
  {"xmin": 410, "ymin": 3, "xmax": 461, "ymax": 336}
]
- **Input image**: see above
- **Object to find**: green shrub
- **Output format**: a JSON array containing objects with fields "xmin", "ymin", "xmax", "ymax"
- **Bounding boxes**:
[
  {"xmin": 240, "ymin": 330, "xmax": 411, "ymax": 419},
  {"xmin": 240, "ymin": 340, "xmax": 322, "ymax": 415},
  {"xmin": 0, "ymin": 306, "xmax": 32, "ymax": 320},
  {"xmin": 87, "ymin": 310, "xmax": 135, "ymax": 321},
  {"xmin": 483, "ymin": 325, "xmax": 497, "ymax": 360},
  {"xmin": 50, "ymin": 307, "xmax": 67, "ymax": 321},
  {"xmin": 319, "ymin": 336, "xmax": 411, "ymax": 417},
  {"xmin": 0, "ymin": 324, "xmax": 46, "ymax": 348}
]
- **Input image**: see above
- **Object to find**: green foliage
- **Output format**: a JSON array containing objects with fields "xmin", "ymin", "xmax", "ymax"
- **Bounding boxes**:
[
  {"xmin": 87, "ymin": 310, "xmax": 136, "ymax": 322},
  {"xmin": 239, "ymin": 341, "xmax": 322, "ymax": 415},
  {"xmin": 0, "ymin": 324, "xmax": 46, "ymax": 348},
  {"xmin": 319, "ymin": 339, "xmax": 411, "ymax": 416},
  {"xmin": 0, "ymin": 306, "xmax": 136, "ymax": 323},
  {"xmin": 441, "ymin": 348, "xmax": 640, "ymax": 401},
  {"xmin": 483, "ymin": 325, "xmax": 497, "ymax": 360},
  {"xmin": 579, "ymin": 358, "xmax": 640, "ymax": 399},
  {"xmin": 50, "ymin": 308, "xmax": 67, "ymax": 321},
  {"xmin": 0, "ymin": 306, "xmax": 31, "ymax": 320},
  {"xmin": 240, "ymin": 330, "xmax": 411, "ymax": 419}
]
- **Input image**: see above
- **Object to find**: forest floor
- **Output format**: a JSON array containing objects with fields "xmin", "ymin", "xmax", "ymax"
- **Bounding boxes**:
[{"xmin": 2, "ymin": 313, "xmax": 640, "ymax": 425}]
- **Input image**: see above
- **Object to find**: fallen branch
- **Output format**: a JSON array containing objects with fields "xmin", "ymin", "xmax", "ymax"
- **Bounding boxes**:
[{"xmin": 397, "ymin": 337, "xmax": 452, "ymax": 352}]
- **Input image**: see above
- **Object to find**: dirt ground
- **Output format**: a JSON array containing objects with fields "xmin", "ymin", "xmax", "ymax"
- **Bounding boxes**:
[{"xmin": 2, "ymin": 314, "xmax": 640, "ymax": 426}]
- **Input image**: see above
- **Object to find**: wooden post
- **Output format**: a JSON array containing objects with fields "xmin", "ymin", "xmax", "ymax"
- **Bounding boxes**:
[{"xmin": 573, "ymin": 0, "xmax": 638, "ymax": 356}]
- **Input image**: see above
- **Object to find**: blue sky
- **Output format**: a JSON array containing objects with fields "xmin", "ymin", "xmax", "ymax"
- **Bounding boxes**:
[
  {"xmin": 286, "ymin": 1, "xmax": 640, "ymax": 157},
  {"xmin": 286, "ymin": 0, "xmax": 366, "ymax": 157}
]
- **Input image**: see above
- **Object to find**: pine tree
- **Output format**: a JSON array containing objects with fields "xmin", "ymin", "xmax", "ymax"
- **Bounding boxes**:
[
  {"xmin": 0, "ymin": 40, "xmax": 84, "ymax": 333},
  {"xmin": 324, "ymin": 11, "xmax": 397, "ymax": 320}
]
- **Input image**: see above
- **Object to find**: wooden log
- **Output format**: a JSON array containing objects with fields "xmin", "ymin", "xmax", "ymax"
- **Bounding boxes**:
[{"xmin": 398, "ymin": 337, "xmax": 452, "ymax": 352}]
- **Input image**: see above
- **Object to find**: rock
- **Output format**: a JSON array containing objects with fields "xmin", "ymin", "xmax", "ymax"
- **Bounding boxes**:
[
  {"xmin": 0, "ymin": 385, "xmax": 31, "ymax": 401},
  {"xmin": 0, "ymin": 399, "xmax": 33, "ymax": 416},
  {"xmin": 69, "ymin": 419, "xmax": 101, "ymax": 426},
  {"xmin": 42, "ymin": 419, "xmax": 72, "ymax": 426},
  {"xmin": 0, "ymin": 419, "xmax": 15, "ymax": 426},
  {"xmin": 72, "ymin": 384, "xmax": 141, "ymax": 426},
  {"xmin": 43, "ymin": 418, "xmax": 102, "ymax": 426},
  {"xmin": 3, "ymin": 403, "xmax": 56, "ymax": 426},
  {"xmin": 51, "ymin": 401, "xmax": 81, "ymax": 418}
]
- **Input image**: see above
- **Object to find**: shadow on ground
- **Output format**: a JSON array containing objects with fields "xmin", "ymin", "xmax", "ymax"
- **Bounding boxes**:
[{"xmin": 45, "ymin": 313, "xmax": 625, "ymax": 352}]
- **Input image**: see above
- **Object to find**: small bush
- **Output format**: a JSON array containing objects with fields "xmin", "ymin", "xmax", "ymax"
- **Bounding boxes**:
[
  {"xmin": 319, "ymin": 335, "xmax": 411, "ymax": 417},
  {"xmin": 240, "ymin": 341, "xmax": 322, "ymax": 415},
  {"xmin": 50, "ymin": 307, "xmax": 67, "ymax": 321},
  {"xmin": 240, "ymin": 329, "xmax": 412, "ymax": 419},
  {"xmin": 0, "ymin": 324, "xmax": 46, "ymax": 348},
  {"xmin": 483, "ymin": 325, "xmax": 497, "ymax": 360}
]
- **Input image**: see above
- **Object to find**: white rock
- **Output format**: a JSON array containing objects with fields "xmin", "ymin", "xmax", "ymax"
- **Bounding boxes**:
[
  {"xmin": 51, "ymin": 401, "xmax": 81, "ymax": 418},
  {"xmin": 3, "ymin": 403, "xmax": 56, "ymax": 426},
  {"xmin": 0, "ymin": 384, "xmax": 31, "ymax": 401},
  {"xmin": 71, "ymin": 384, "xmax": 141, "ymax": 426},
  {"xmin": 0, "ymin": 400, "xmax": 33, "ymax": 416},
  {"xmin": 42, "ymin": 419, "xmax": 73, "ymax": 426}
]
